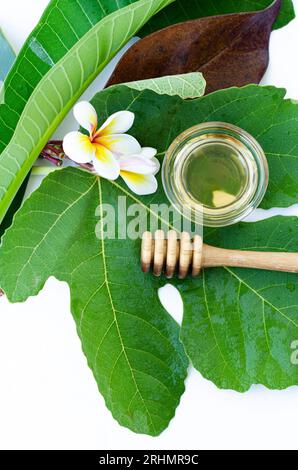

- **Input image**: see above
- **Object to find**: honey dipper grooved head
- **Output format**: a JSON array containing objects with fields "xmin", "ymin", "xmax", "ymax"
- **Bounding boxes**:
[
  {"xmin": 141, "ymin": 230, "xmax": 203, "ymax": 279},
  {"xmin": 141, "ymin": 231, "xmax": 152, "ymax": 273}
]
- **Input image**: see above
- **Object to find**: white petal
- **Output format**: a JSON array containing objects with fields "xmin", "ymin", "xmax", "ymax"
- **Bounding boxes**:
[
  {"xmin": 119, "ymin": 155, "xmax": 158, "ymax": 175},
  {"xmin": 73, "ymin": 101, "xmax": 98, "ymax": 135},
  {"xmin": 138, "ymin": 148, "xmax": 160, "ymax": 174},
  {"xmin": 120, "ymin": 171, "xmax": 158, "ymax": 195},
  {"xmin": 94, "ymin": 134, "xmax": 141, "ymax": 155},
  {"xmin": 63, "ymin": 131, "xmax": 94, "ymax": 164},
  {"xmin": 92, "ymin": 145, "xmax": 120, "ymax": 180},
  {"xmin": 96, "ymin": 111, "xmax": 135, "ymax": 136},
  {"xmin": 150, "ymin": 156, "xmax": 161, "ymax": 175},
  {"xmin": 139, "ymin": 147, "xmax": 157, "ymax": 159}
]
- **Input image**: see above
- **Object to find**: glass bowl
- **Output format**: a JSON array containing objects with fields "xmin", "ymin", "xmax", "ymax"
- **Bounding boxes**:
[{"xmin": 162, "ymin": 122, "xmax": 269, "ymax": 227}]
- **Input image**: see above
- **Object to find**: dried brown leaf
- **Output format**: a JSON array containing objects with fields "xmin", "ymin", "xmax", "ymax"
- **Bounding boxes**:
[{"xmin": 107, "ymin": 0, "xmax": 281, "ymax": 93}]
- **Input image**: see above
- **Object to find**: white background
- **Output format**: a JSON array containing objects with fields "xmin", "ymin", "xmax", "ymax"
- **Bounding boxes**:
[{"xmin": 1, "ymin": 0, "xmax": 298, "ymax": 450}]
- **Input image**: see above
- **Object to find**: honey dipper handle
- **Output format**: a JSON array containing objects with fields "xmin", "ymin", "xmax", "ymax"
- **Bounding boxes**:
[{"xmin": 203, "ymin": 245, "xmax": 298, "ymax": 273}]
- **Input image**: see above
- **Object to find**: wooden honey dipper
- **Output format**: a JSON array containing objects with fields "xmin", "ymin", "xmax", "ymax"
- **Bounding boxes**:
[{"xmin": 141, "ymin": 230, "xmax": 298, "ymax": 279}]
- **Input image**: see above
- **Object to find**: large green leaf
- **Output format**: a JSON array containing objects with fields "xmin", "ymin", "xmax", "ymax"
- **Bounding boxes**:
[
  {"xmin": 139, "ymin": 0, "xmax": 295, "ymax": 36},
  {"xmin": 180, "ymin": 218, "xmax": 298, "ymax": 392},
  {"xmin": 0, "ymin": 75, "xmax": 205, "ymax": 436},
  {"xmin": 0, "ymin": 167, "xmax": 188, "ymax": 436},
  {"xmin": 0, "ymin": 0, "xmax": 174, "ymax": 225},
  {"xmin": 1, "ymin": 84, "xmax": 298, "ymax": 433}
]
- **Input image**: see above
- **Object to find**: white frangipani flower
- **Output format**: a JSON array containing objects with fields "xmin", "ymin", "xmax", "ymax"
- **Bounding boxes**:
[
  {"xmin": 63, "ymin": 101, "xmax": 141, "ymax": 180},
  {"xmin": 63, "ymin": 102, "xmax": 160, "ymax": 195}
]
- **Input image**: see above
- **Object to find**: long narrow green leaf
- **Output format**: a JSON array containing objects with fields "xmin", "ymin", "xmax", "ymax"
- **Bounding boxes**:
[
  {"xmin": 0, "ymin": 29, "xmax": 26, "ymax": 239},
  {"xmin": 0, "ymin": 0, "xmax": 141, "ymax": 151},
  {"xmin": 0, "ymin": 0, "xmax": 174, "ymax": 225}
]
